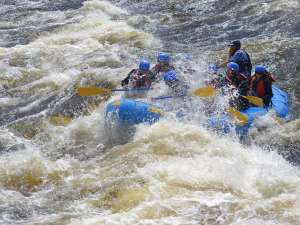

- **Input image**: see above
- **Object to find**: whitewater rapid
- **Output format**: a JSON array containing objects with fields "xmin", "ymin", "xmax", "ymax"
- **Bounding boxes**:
[{"xmin": 0, "ymin": 0, "xmax": 299, "ymax": 224}]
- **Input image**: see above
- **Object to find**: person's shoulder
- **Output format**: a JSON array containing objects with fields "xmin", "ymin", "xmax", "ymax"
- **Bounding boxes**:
[
  {"xmin": 234, "ymin": 49, "xmax": 245, "ymax": 56},
  {"xmin": 234, "ymin": 50, "xmax": 249, "ymax": 61},
  {"xmin": 230, "ymin": 51, "xmax": 243, "ymax": 61},
  {"xmin": 264, "ymin": 75, "xmax": 273, "ymax": 84},
  {"xmin": 241, "ymin": 48, "xmax": 250, "ymax": 54},
  {"xmin": 240, "ymin": 49, "xmax": 251, "ymax": 58},
  {"xmin": 267, "ymin": 73, "xmax": 276, "ymax": 82}
]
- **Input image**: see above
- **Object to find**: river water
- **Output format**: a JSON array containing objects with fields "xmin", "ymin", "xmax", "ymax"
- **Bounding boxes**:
[{"xmin": 0, "ymin": 0, "xmax": 299, "ymax": 224}]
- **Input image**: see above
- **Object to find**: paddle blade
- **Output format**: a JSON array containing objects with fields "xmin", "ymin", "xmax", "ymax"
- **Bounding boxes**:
[
  {"xmin": 228, "ymin": 107, "xmax": 248, "ymax": 125},
  {"xmin": 77, "ymin": 87, "xmax": 111, "ymax": 96},
  {"xmin": 192, "ymin": 86, "xmax": 216, "ymax": 97},
  {"xmin": 242, "ymin": 95, "xmax": 264, "ymax": 107}
]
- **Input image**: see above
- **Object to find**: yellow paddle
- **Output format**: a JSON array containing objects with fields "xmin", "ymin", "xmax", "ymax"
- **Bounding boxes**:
[
  {"xmin": 79, "ymin": 85, "xmax": 248, "ymax": 125},
  {"xmin": 78, "ymin": 87, "xmax": 113, "ymax": 96},
  {"xmin": 154, "ymin": 85, "xmax": 248, "ymax": 124},
  {"xmin": 192, "ymin": 85, "xmax": 264, "ymax": 108},
  {"xmin": 77, "ymin": 87, "xmax": 151, "ymax": 96},
  {"xmin": 153, "ymin": 86, "xmax": 216, "ymax": 100},
  {"xmin": 228, "ymin": 107, "xmax": 248, "ymax": 125},
  {"xmin": 242, "ymin": 95, "xmax": 264, "ymax": 107},
  {"xmin": 192, "ymin": 86, "xmax": 264, "ymax": 107},
  {"xmin": 192, "ymin": 86, "xmax": 248, "ymax": 125},
  {"xmin": 192, "ymin": 86, "xmax": 216, "ymax": 97}
]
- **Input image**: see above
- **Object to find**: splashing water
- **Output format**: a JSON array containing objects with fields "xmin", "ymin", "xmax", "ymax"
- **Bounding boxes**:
[{"xmin": 0, "ymin": 0, "xmax": 299, "ymax": 224}]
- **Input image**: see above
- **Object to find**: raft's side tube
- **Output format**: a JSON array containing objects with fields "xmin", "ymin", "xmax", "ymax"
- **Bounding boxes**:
[
  {"xmin": 271, "ymin": 85, "xmax": 289, "ymax": 118},
  {"xmin": 236, "ymin": 107, "xmax": 268, "ymax": 136},
  {"xmin": 206, "ymin": 85, "xmax": 289, "ymax": 136},
  {"xmin": 106, "ymin": 98, "xmax": 162, "ymax": 125}
]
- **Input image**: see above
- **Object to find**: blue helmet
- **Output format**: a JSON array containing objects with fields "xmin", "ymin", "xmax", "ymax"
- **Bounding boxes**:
[
  {"xmin": 157, "ymin": 52, "xmax": 170, "ymax": 63},
  {"xmin": 163, "ymin": 70, "xmax": 176, "ymax": 81},
  {"xmin": 227, "ymin": 62, "xmax": 239, "ymax": 74},
  {"xmin": 255, "ymin": 65, "xmax": 267, "ymax": 74},
  {"xmin": 139, "ymin": 59, "xmax": 150, "ymax": 71}
]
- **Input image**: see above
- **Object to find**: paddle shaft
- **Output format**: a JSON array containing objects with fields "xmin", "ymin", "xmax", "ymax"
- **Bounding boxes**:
[
  {"xmin": 112, "ymin": 87, "xmax": 151, "ymax": 92},
  {"xmin": 153, "ymin": 86, "xmax": 216, "ymax": 100},
  {"xmin": 152, "ymin": 94, "xmax": 187, "ymax": 100}
]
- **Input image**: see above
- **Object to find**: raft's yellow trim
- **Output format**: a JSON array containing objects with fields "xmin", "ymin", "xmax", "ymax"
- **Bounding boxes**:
[{"xmin": 148, "ymin": 107, "xmax": 164, "ymax": 116}]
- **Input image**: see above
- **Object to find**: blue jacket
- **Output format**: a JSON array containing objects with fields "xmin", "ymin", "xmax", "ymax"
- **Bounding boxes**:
[{"xmin": 229, "ymin": 49, "xmax": 252, "ymax": 78}]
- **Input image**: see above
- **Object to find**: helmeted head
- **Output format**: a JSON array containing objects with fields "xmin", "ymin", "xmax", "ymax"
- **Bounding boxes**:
[
  {"xmin": 139, "ymin": 59, "xmax": 150, "ymax": 71},
  {"xmin": 157, "ymin": 52, "xmax": 170, "ymax": 64},
  {"xmin": 163, "ymin": 70, "xmax": 177, "ymax": 82},
  {"xmin": 255, "ymin": 65, "xmax": 268, "ymax": 75},
  {"xmin": 226, "ymin": 62, "xmax": 240, "ymax": 79},
  {"xmin": 227, "ymin": 62, "xmax": 239, "ymax": 73}
]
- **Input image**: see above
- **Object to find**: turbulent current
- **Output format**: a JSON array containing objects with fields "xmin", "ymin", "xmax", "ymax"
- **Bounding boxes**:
[{"xmin": 0, "ymin": 0, "xmax": 299, "ymax": 224}]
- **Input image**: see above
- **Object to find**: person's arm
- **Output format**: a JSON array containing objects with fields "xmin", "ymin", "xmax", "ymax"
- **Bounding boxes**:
[
  {"xmin": 219, "ymin": 51, "xmax": 239, "ymax": 68},
  {"xmin": 149, "ymin": 64, "xmax": 161, "ymax": 82},
  {"xmin": 262, "ymin": 79, "xmax": 273, "ymax": 106},
  {"xmin": 150, "ymin": 64, "xmax": 160, "ymax": 75},
  {"xmin": 146, "ymin": 70, "xmax": 156, "ymax": 83},
  {"xmin": 121, "ymin": 69, "xmax": 135, "ymax": 86},
  {"xmin": 238, "ymin": 80, "xmax": 249, "ymax": 96},
  {"xmin": 210, "ymin": 77, "xmax": 227, "ymax": 89},
  {"xmin": 234, "ymin": 80, "xmax": 250, "ymax": 110}
]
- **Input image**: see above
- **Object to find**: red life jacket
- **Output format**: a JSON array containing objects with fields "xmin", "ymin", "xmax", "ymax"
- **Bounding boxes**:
[{"xmin": 250, "ymin": 73, "xmax": 275, "ymax": 97}]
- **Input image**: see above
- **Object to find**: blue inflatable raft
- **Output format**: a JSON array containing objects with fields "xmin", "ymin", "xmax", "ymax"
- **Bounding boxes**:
[
  {"xmin": 105, "ymin": 98, "xmax": 163, "ymax": 125},
  {"xmin": 105, "ymin": 85, "xmax": 288, "ymax": 137},
  {"xmin": 207, "ymin": 85, "xmax": 289, "ymax": 136}
]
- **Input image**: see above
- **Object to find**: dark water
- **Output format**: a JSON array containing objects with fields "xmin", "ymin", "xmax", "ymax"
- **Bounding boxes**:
[{"xmin": 112, "ymin": 0, "xmax": 300, "ymax": 47}]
